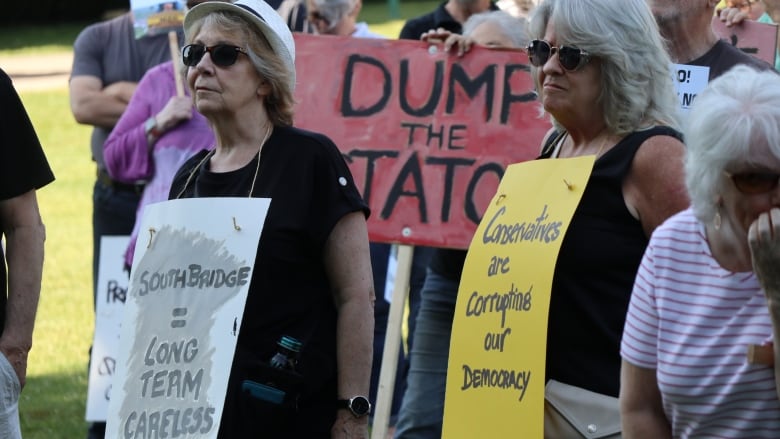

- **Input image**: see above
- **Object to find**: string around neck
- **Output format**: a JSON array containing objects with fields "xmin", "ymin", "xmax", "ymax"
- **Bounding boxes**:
[
  {"xmin": 175, "ymin": 123, "xmax": 274, "ymax": 199},
  {"xmin": 553, "ymin": 130, "xmax": 611, "ymax": 159}
]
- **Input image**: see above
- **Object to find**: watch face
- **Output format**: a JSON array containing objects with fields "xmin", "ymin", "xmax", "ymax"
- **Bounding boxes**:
[{"xmin": 350, "ymin": 396, "xmax": 371, "ymax": 416}]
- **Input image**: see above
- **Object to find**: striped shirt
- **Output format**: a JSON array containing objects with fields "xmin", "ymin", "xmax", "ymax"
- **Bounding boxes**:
[{"xmin": 621, "ymin": 208, "xmax": 780, "ymax": 438}]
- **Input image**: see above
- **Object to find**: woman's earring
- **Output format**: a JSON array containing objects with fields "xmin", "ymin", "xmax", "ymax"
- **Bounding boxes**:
[{"xmin": 714, "ymin": 211, "xmax": 722, "ymax": 230}]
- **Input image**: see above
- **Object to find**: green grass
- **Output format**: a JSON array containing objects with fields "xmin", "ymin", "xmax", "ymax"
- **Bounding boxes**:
[
  {"xmin": 6, "ymin": 2, "xmax": 438, "ymax": 437},
  {"xmin": 17, "ymin": 89, "xmax": 94, "ymax": 438}
]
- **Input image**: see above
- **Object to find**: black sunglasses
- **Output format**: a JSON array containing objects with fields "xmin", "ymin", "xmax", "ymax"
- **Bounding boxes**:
[
  {"xmin": 181, "ymin": 44, "xmax": 248, "ymax": 68},
  {"xmin": 527, "ymin": 39, "xmax": 590, "ymax": 72},
  {"xmin": 724, "ymin": 170, "xmax": 780, "ymax": 194}
]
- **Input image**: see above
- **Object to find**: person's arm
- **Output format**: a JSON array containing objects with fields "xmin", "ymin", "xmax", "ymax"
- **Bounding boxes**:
[
  {"xmin": 620, "ymin": 360, "xmax": 672, "ymax": 438},
  {"xmin": 324, "ymin": 211, "xmax": 375, "ymax": 439},
  {"xmin": 104, "ymin": 72, "xmax": 194, "ymax": 183},
  {"xmin": 624, "ymin": 135, "xmax": 689, "ymax": 237},
  {"xmin": 69, "ymin": 75, "xmax": 137, "ymax": 129},
  {"xmin": 0, "ymin": 189, "xmax": 45, "ymax": 389},
  {"xmin": 747, "ymin": 207, "xmax": 780, "ymax": 398}
]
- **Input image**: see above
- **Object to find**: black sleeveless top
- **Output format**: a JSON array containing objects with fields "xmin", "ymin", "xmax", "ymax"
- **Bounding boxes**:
[{"xmin": 540, "ymin": 126, "xmax": 682, "ymax": 397}]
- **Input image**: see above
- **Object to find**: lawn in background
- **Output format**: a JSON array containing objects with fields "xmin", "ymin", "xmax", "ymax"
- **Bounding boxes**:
[{"xmin": 7, "ymin": 1, "xmax": 437, "ymax": 437}]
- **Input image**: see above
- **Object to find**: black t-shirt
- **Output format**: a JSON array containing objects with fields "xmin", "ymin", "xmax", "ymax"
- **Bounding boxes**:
[
  {"xmin": 0, "ymin": 68, "xmax": 55, "ymax": 334},
  {"xmin": 169, "ymin": 125, "xmax": 368, "ymax": 437},
  {"xmin": 399, "ymin": 2, "xmax": 461, "ymax": 40},
  {"xmin": 398, "ymin": 1, "xmax": 500, "ymax": 40},
  {"xmin": 691, "ymin": 39, "xmax": 773, "ymax": 80}
]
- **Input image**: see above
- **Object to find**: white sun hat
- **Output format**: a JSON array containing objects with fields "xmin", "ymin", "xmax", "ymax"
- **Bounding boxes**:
[{"xmin": 184, "ymin": 0, "xmax": 296, "ymax": 92}]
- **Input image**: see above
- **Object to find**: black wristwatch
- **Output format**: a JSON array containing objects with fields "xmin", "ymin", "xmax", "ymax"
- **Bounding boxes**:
[{"xmin": 336, "ymin": 396, "xmax": 371, "ymax": 417}]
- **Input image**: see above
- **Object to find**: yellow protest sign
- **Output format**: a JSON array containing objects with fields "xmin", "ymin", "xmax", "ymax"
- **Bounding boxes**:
[{"xmin": 442, "ymin": 156, "xmax": 594, "ymax": 438}]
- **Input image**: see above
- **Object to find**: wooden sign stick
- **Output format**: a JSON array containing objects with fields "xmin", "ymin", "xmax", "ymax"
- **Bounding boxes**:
[
  {"xmin": 371, "ymin": 244, "xmax": 414, "ymax": 439},
  {"xmin": 168, "ymin": 31, "xmax": 184, "ymax": 97}
]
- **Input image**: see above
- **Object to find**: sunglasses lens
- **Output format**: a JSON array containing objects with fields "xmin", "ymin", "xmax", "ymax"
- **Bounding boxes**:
[
  {"xmin": 182, "ymin": 45, "xmax": 241, "ymax": 67},
  {"xmin": 528, "ymin": 40, "xmax": 550, "ymax": 67},
  {"xmin": 182, "ymin": 44, "xmax": 204, "ymax": 66},
  {"xmin": 211, "ymin": 45, "xmax": 239, "ymax": 67},
  {"xmin": 558, "ymin": 47, "xmax": 582, "ymax": 71},
  {"xmin": 732, "ymin": 173, "xmax": 780, "ymax": 194}
]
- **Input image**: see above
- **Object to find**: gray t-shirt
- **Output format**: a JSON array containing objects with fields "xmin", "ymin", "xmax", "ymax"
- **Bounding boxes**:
[{"xmin": 70, "ymin": 13, "xmax": 182, "ymax": 169}]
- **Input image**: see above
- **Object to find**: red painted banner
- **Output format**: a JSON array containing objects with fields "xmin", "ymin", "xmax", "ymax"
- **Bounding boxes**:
[{"xmin": 293, "ymin": 34, "xmax": 551, "ymax": 249}]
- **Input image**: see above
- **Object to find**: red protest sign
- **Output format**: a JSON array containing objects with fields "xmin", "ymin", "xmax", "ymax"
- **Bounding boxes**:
[
  {"xmin": 293, "ymin": 34, "xmax": 551, "ymax": 249},
  {"xmin": 711, "ymin": 16, "xmax": 778, "ymax": 66}
]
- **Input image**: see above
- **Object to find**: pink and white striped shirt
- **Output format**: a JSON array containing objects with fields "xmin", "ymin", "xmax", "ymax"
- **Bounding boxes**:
[{"xmin": 621, "ymin": 208, "xmax": 780, "ymax": 438}]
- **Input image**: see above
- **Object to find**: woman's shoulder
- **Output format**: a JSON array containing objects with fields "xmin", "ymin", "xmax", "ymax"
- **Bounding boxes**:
[
  {"xmin": 281, "ymin": 125, "xmax": 334, "ymax": 143},
  {"xmin": 627, "ymin": 125, "xmax": 683, "ymax": 147},
  {"xmin": 277, "ymin": 126, "xmax": 341, "ymax": 155},
  {"xmin": 631, "ymin": 125, "xmax": 685, "ymax": 162}
]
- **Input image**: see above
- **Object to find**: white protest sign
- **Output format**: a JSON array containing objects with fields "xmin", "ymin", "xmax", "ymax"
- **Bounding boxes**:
[
  {"xmin": 86, "ymin": 235, "xmax": 130, "ymax": 422},
  {"xmin": 105, "ymin": 197, "xmax": 270, "ymax": 438},
  {"xmin": 671, "ymin": 63, "xmax": 710, "ymax": 114}
]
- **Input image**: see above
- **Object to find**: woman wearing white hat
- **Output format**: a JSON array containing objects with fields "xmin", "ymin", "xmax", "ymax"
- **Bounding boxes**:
[{"xmin": 171, "ymin": 1, "xmax": 374, "ymax": 437}]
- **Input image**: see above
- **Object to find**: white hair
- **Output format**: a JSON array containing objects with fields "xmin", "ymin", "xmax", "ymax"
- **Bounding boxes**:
[
  {"xmin": 310, "ymin": 0, "xmax": 358, "ymax": 31},
  {"xmin": 462, "ymin": 10, "xmax": 529, "ymax": 48},
  {"xmin": 685, "ymin": 65, "xmax": 780, "ymax": 222}
]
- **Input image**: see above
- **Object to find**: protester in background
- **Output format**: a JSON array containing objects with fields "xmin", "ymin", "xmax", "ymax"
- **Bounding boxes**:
[
  {"xmin": 621, "ymin": 65, "xmax": 780, "ymax": 438},
  {"xmin": 172, "ymin": 1, "xmax": 374, "ymax": 436},
  {"xmin": 267, "ymin": 0, "xmax": 313, "ymax": 32},
  {"xmin": 419, "ymin": 10, "xmax": 528, "ymax": 55},
  {"xmin": 103, "ymin": 59, "xmax": 215, "ymax": 270},
  {"xmin": 649, "ymin": 0, "xmax": 771, "ymax": 79},
  {"xmin": 0, "ymin": 67, "xmax": 55, "ymax": 439},
  {"xmin": 68, "ymin": 7, "xmax": 182, "ymax": 438},
  {"xmin": 528, "ymin": 0, "xmax": 687, "ymax": 409},
  {"xmin": 399, "ymin": 0, "xmax": 496, "ymax": 39},
  {"xmin": 393, "ymin": 11, "xmax": 528, "ymax": 439},
  {"xmin": 306, "ymin": 0, "xmax": 381, "ymax": 37}
]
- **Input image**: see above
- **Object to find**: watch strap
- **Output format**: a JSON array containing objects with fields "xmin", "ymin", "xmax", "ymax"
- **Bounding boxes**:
[{"xmin": 144, "ymin": 117, "xmax": 163, "ymax": 140}]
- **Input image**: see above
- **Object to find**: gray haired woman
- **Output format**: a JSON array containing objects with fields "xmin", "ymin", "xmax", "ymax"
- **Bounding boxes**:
[
  {"xmin": 621, "ymin": 65, "xmax": 780, "ymax": 438},
  {"xmin": 172, "ymin": 1, "xmax": 375, "ymax": 437},
  {"xmin": 528, "ymin": 0, "xmax": 687, "ymax": 400}
]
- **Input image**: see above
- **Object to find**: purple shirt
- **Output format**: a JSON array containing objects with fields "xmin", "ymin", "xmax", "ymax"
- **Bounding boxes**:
[{"xmin": 104, "ymin": 61, "xmax": 214, "ymax": 266}]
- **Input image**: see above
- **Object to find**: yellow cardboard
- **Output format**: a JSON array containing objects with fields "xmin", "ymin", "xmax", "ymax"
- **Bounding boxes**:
[{"xmin": 442, "ymin": 156, "xmax": 595, "ymax": 438}]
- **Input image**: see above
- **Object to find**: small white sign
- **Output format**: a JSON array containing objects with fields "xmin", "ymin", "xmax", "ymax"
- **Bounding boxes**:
[
  {"xmin": 85, "ymin": 236, "xmax": 130, "ymax": 422},
  {"xmin": 671, "ymin": 63, "xmax": 710, "ymax": 114}
]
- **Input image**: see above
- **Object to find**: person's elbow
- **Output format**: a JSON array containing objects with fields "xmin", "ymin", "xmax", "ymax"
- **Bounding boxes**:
[
  {"xmin": 69, "ymin": 76, "xmax": 105, "ymax": 125},
  {"xmin": 70, "ymin": 99, "xmax": 93, "ymax": 124}
]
